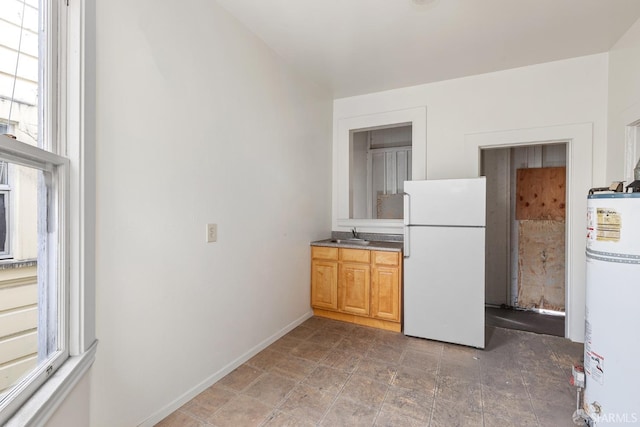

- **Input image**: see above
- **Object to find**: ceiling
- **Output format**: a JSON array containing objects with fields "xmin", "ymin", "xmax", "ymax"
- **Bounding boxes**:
[{"xmin": 216, "ymin": 0, "xmax": 640, "ymax": 98}]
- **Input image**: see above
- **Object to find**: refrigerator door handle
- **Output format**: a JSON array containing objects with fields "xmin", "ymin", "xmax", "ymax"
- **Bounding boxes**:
[
  {"xmin": 404, "ymin": 226, "xmax": 410, "ymax": 258},
  {"xmin": 403, "ymin": 192, "xmax": 410, "ymax": 258},
  {"xmin": 403, "ymin": 192, "xmax": 410, "ymax": 226}
]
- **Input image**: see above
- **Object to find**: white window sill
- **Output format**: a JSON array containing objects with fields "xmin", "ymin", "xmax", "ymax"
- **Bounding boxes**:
[{"xmin": 6, "ymin": 340, "xmax": 98, "ymax": 427}]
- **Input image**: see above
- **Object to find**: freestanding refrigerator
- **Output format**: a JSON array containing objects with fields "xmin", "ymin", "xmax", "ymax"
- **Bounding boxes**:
[
  {"xmin": 403, "ymin": 178, "xmax": 486, "ymax": 348},
  {"xmin": 583, "ymin": 192, "xmax": 640, "ymax": 425}
]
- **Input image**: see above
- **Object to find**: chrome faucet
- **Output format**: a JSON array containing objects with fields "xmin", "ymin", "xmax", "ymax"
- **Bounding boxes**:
[{"xmin": 351, "ymin": 227, "xmax": 359, "ymax": 239}]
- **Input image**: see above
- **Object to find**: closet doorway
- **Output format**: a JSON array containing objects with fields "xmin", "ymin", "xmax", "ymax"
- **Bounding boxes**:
[{"xmin": 481, "ymin": 143, "xmax": 567, "ymax": 336}]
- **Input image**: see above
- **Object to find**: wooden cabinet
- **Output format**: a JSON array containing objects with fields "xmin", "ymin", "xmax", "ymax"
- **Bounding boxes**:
[
  {"xmin": 311, "ymin": 246, "xmax": 402, "ymax": 332},
  {"xmin": 311, "ymin": 247, "xmax": 338, "ymax": 310},
  {"xmin": 339, "ymin": 262, "xmax": 370, "ymax": 316},
  {"xmin": 371, "ymin": 251, "xmax": 401, "ymax": 322}
]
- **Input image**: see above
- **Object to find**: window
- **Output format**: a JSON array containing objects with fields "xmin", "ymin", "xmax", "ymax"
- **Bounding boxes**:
[
  {"xmin": 350, "ymin": 124, "xmax": 412, "ymax": 219},
  {"xmin": 335, "ymin": 107, "xmax": 426, "ymax": 232},
  {"xmin": 0, "ymin": 159, "xmax": 10, "ymax": 258},
  {"xmin": 0, "ymin": 0, "xmax": 95, "ymax": 424},
  {"xmin": 0, "ymin": 141, "xmax": 69, "ymax": 419}
]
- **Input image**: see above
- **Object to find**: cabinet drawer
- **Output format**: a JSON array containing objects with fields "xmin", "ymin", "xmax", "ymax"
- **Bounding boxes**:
[
  {"xmin": 340, "ymin": 248, "xmax": 370, "ymax": 263},
  {"xmin": 373, "ymin": 251, "xmax": 399, "ymax": 266},
  {"xmin": 312, "ymin": 246, "xmax": 338, "ymax": 260}
]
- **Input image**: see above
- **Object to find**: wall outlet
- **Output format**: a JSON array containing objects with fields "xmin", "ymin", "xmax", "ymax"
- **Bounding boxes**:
[{"xmin": 206, "ymin": 223, "xmax": 217, "ymax": 243}]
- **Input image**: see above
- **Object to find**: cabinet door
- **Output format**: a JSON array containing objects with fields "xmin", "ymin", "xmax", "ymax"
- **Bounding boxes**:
[
  {"xmin": 339, "ymin": 263, "xmax": 370, "ymax": 315},
  {"xmin": 371, "ymin": 266, "xmax": 400, "ymax": 321},
  {"xmin": 311, "ymin": 260, "xmax": 338, "ymax": 310}
]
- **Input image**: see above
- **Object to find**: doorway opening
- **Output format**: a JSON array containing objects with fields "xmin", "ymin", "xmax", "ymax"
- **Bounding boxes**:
[{"xmin": 481, "ymin": 143, "xmax": 567, "ymax": 336}]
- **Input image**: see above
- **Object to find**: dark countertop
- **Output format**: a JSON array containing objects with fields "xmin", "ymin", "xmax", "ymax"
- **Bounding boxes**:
[{"xmin": 311, "ymin": 238, "xmax": 403, "ymax": 252}]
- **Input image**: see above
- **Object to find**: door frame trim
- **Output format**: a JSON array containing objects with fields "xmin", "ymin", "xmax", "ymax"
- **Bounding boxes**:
[{"xmin": 465, "ymin": 123, "xmax": 593, "ymax": 343}]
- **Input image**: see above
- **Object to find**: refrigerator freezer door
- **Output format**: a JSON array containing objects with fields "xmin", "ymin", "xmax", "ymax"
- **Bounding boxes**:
[
  {"xmin": 404, "ymin": 225, "xmax": 485, "ymax": 348},
  {"xmin": 404, "ymin": 178, "xmax": 486, "ymax": 227}
]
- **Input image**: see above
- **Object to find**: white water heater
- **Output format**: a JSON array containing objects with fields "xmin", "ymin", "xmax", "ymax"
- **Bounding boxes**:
[{"xmin": 584, "ymin": 192, "xmax": 640, "ymax": 425}]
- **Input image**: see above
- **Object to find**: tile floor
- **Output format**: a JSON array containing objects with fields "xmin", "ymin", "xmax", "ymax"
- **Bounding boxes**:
[{"xmin": 157, "ymin": 317, "xmax": 584, "ymax": 426}]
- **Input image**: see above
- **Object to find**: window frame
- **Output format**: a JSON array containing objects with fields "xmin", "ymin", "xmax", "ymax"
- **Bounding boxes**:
[
  {"xmin": 0, "ymin": 124, "xmax": 14, "ymax": 259},
  {"xmin": 0, "ymin": 0, "xmax": 97, "ymax": 423},
  {"xmin": 334, "ymin": 107, "xmax": 426, "ymax": 233},
  {"xmin": 0, "ymin": 187, "xmax": 11, "ymax": 259},
  {"xmin": 0, "ymin": 135, "xmax": 70, "ymax": 424}
]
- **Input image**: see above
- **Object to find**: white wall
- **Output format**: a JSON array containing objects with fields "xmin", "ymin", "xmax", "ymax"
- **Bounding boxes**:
[
  {"xmin": 44, "ymin": 372, "xmax": 91, "ymax": 427},
  {"xmin": 334, "ymin": 54, "xmax": 609, "ymax": 343},
  {"xmin": 608, "ymin": 17, "xmax": 640, "ymax": 183},
  {"xmin": 335, "ymin": 54, "xmax": 608, "ymax": 183},
  {"xmin": 88, "ymin": 0, "xmax": 332, "ymax": 425}
]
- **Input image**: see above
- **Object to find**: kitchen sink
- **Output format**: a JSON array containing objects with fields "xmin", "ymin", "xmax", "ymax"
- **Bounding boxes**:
[{"xmin": 331, "ymin": 238, "xmax": 370, "ymax": 245}]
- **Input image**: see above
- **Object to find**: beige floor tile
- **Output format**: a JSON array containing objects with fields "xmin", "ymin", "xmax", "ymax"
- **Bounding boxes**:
[
  {"xmin": 158, "ymin": 319, "xmax": 583, "ymax": 427},
  {"xmin": 521, "ymin": 370, "xmax": 575, "ymax": 406},
  {"xmin": 307, "ymin": 330, "xmax": 345, "ymax": 348},
  {"xmin": 392, "ymin": 366, "xmax": 437, "ymax": 393},
  {"xmin": 405, "ymin": 336, "xmax": 444, "ymax": 356},
  {"xmin": 155, "ymin": 410, "xmax": 204, "ymax": 427},
  {"xmin": 323, "ymin": 319, "xmax": 357, "ymax": 336},
  {"xmin": 483, "ymin": 408, "xmax": 538, "ymax": 427},
  {"xmin": 401, "ymin": 349, "xmax": 440, "ymax": 372},
  {"xmin": 290, "ymin": 340, "xmax": 333, "ymax": 362},
  {"xmin": 373, "ymin": 329, "xmax": 409, "ymax": 349},
  {"xmin": 338, "ymin": 335, "xmax": 374, "ymax": 354},
  {"xmin": 216, "ymin": 364, "xmax": 263, "ymax": 392},
  {"xmin": 520, "ymin": 358, "xmax": 568, "ymax": 378},
  {"xmin": 340, "ymin": 374, "xmax": 389, "ymax": 409},
  {"xmin": 286, "ymin": 325, "xmax": 317, "ymax": 341},
  {"xmin": 365, "ymin": 343, "xmax": 404, "ymax": 364},
  {"xmin": 549, "ymin": 350, "xmax": 581, "ymax": 369},
  {"xmin": 476, "ymin": 351, "xmax": 522, "ymax": 370},
  {"xmin": 484, "ymin": 327, "xmax": 519, "ymax": 348},
  {"xmin": 271, "ymin": 354, "xmax": 317, "ymax": 380},
  {"xmin": 481, "ymin": 383, "xmax": 531, "ymax": 408},
  {"xmin": 438, "ymin": 358, "xmax": 481, "ymax": 379},
  {"xmin": 206, "ymin": 394, "xmax": 273, "ymax": 426},
  {"xmin": 531, "ymin": 398, "xmax": 579, "ymax": 427},
  {"xmin": 262, "ymin": 410, "xmax": 316, "ymax": 427},
  {"xmin": 242, "ymin": 372, "xmax": 297, "ymax": 406},
  {"xmin": 374, "ymin": 409, "xmax": 426, "ymax": 427},
  {"xmin": 246, "ymin": 348, "xmax": 282, "ymax": 371},
  {"xmin": 321, "ymin": 397, "xmax": 379, "ymax": 427},
  {"xmin": 301, "ymin": 316, "xmax": 331, "ymax": 329},
  {"xmin": 269, "ymin": 335, "xmax": 305, "ymax": 354},
  {"xmin": 482, "ymin": 387, "xmax": 535, "ymax": 420},
  {"xmin": 430, "ymin": 396, "xmax": 483, "ymax": 427},
  {"xmin": 436, "ymin": 375, "xmax": 482, "ymax": 411},
  {"xmin": 354, "ymin": 357, "xmax": 397, "ymax": 384},
  {"xmin": 279, "ymin": 383, "xmax": 336, "ymax": 423},
  {"xmin": 480, "ymin": 365, "xmax": 524, "ymax": 390},
  {"xmin": 442, "ymin": 343, "xmax": 480, "ymax": 364},
  {"xmin": 319, "ymin": 349, "xmax": 362, "ymax": 373},
  {"xmin": 304, "ymin": 365, "xmax": 351, "ymax": 395},
  {"xmin": 380, "ymin": 385, "xmax": 432, "ymax": 422},
  {"xmin": 180, "ymin": 384, "xmax": 236, "ymax": 419},
  {"xmin": 348, "ymin": 325, "xmax": 381, "ymax": 341}
]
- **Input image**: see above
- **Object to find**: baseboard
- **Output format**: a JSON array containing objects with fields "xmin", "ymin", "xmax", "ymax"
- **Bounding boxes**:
[{"xmin": 137, "ymin": 310, "xmax": 313, "ymax": 427}]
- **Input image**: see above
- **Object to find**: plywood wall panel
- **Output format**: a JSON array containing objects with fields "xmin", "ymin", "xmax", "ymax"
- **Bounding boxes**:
[
  {"xmin": 516, "ymin": 167, "xmax": 566, "ymax": 220},
  {"xmin": 517, "ymin": 220, "xmax": 565, "ymax": 311}
]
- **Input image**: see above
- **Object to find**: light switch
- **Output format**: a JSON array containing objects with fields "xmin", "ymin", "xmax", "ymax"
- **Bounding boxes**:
[{"xmin": 206, "ymin": 223, "xmax": 217, "ymax": 243}]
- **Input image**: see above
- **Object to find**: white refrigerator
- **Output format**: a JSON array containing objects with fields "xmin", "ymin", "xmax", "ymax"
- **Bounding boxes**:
[{"xmin": 403, "ymin": 178, "xmax": 486, "ymax": 348}]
